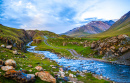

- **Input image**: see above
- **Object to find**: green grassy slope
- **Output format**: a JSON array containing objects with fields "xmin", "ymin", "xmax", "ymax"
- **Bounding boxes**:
[
  {"xmin": 0, "ymin": 40, "xmax": 109, "ymax": 83},
  {"xmin": 0, "ymin": 24, "xmax": 31, "ymax": 44},
  {"xmin": 27, "ymin": 30, "xmax": 59, "ymax": 39}
]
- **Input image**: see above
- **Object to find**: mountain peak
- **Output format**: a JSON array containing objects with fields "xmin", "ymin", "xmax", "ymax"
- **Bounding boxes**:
[{"xmin": 62, "ymin": 20, "xmax": 115, "ymax": 36}]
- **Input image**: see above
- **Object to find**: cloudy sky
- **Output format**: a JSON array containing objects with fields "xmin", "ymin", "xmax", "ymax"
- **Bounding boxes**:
[{"xmin": 0, "ymin": 0, "xmax": 129, "ymax": 34}]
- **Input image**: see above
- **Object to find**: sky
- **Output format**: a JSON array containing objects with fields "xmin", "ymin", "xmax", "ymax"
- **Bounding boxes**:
[{"xmin": 0, "ymin": 0, "xmax": 130, "ymax": 34}]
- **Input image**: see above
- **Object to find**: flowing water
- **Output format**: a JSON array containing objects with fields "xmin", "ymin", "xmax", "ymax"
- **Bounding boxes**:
[{"xmin": 27, "ymin": 41, "xmax": 130, "ymax": 82}]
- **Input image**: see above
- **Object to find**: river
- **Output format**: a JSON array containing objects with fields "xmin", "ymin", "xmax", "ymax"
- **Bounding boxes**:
[{"xmin": 27, "ymin": 41, "xmax": 130, "ymax": 82}]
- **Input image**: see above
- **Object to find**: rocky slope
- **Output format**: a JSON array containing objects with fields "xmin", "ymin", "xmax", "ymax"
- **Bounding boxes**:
[
  {"xmin": 86, "ymin": 34, "xmax": 130, "ymax": 65},
  {"xmin": 63, "ymin": 20, "xmax": 114, "ymax": 37}
]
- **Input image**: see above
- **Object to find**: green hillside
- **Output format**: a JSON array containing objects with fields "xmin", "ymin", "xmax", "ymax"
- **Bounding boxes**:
[
  {"xmin": 88, "ymin": 11, "xmax": 130, "ymax": 38},
  {"xmin": 0, "ymin": 24, "xmax": 31, "ymax": 43}
]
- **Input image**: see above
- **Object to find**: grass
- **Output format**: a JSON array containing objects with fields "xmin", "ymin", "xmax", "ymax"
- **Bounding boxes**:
[
  {"xmin": 77, "ymin": 73, "xmax": 110, "ymax": 83},
  {"xmin": 31, "ymin": 36, "xmax": 101, "ymax": 58},
  {"xmin": 0, "ymin": 42, "xmax": 110, "ymax": 83},
  {"xmin": 46, "ymin": 37, "xmax": 100, "ymax": 58},
  {"xmin": 31, "ymin": 41, "xmax": 73, "ymax": 58},
  {"xmin": 0, "ymin": 46, "xmax": 59, "ymax": 83},
  {"xmin": 0, "ymin": 24, "xmax": 30, "ymax": 43}
]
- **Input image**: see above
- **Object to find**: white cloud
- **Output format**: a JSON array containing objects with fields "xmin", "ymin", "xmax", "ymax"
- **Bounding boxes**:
[{"xmin": 0, "ymin": 0, "xmax": 130, "ymax": 33}]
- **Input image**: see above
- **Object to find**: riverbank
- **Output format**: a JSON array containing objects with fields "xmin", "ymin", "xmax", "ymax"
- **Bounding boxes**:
[
  {"xmin": 28, "ymin": 41, "xmax": 130, "ymax": 82},
  {"xmin": 27, "ymin": 41, "xmax": 111, "ymax": 83},
  {"xmin": 35, "ymin": 36, "xmax": 129, "ymax": 66}
]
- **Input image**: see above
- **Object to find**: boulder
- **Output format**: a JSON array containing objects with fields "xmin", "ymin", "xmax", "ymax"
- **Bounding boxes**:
[
  {"xmin": 5, "ymin": 59, "xmax": 16, "ymax": 68},
  {"xmin": 59, "ymin": 68, "xmax": 63, "ymax": 72},
  {"xmin": 1, "ymin": 66, "xmax": 14, "ymax": 71},
  {"xmin": 1, "ymin": 44, "xmax": 5, "ymax": 48},
  {"xmin": 99, "ymin": 42, "xmax": 105, "ymax": 48},
  {"xmin": 13, "ymin": 50, "xmax": 18, "ymax": 55},
  {"xmin": 91, "ymin": 43, "xmax": 96, "ymax": 49},
  {"xmin": 118, "ymin": 34, "xmax": 128, "ymax": 40},
  {"xmin": 108, "ymin": 38, "xmax": 118, "ymax": 43},
  {"xmin": 58, "ymin": 71, "xmax": 65, "ymax": 77},
  {"xmin": 119, "ymin": 47, "xmax": 128, "ymax": 53},
  {"xmin": 110, "ymin": 46, "xmax": 115, "ymax": 50},
  {"xmin": 35, "ymin": 66, "xmax": 43, "ymax": 71},
  {"xmin": 35, "ymin": 71, "xmax": 56, "ymax": 83},
  {"xmin": 103, "ymin": 50, "xmax": 115, "ymax": 59},
  {"xmin": 29, "ymin": 70, "xmax": 32, "ymax": 72},
  {"xmin": 6, "ymin": 45, "xmax": 12, "ymax": 49},
  {"xmin": 99, "ymin": 51, "xmax": 103, "ymax": 55},
  {"xmin": 4, "ymin": 70, "xmax": 35, "ymax": 83},
  {"xmin": 69, "ymin": 73, "xmax": 74, "ymax": 78}
]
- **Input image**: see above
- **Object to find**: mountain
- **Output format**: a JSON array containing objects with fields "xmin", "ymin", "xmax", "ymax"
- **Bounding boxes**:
[
  {"xmin": 63, "ymin": 20, "xmax": 114, "ymax": 37},
  {"xmin": 103, "ymin": 20, "xmax": 115, "ymax": 26},
  {"xmin": 89, "ymin": 11, "xmax": 130, "ymax": 37}
]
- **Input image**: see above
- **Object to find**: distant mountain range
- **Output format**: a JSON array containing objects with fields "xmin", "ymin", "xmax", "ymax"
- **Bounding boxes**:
[
  {"xmin": 62, "ymin": 20, "xmax": 115, "ymax": 37},
  {"xmin": 89, "ymin": 11, "xmax": 130, "ymax": 37}
]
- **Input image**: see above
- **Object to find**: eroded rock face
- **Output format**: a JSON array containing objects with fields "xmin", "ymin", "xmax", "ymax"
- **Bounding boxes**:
[
  {"xmin": 1, "ymin": 66, "xmax": 14, "ymax": 71},
  {"xmin": 5, "ymin": 59, "xmax": 16, "ymax": 68},
  {"xmin": 35, "ymin": 71, "xmax": 56, "ymax": 83}
]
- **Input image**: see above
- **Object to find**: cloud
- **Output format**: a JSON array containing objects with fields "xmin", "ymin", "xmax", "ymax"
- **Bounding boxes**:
[{"xmin": 0, "ymin": 0, "xmax": 130, "ymax": 33}]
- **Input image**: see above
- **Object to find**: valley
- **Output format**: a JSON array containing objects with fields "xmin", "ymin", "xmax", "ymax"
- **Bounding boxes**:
[{"xmin": 0, "ymin": 11, "xmax": 130, "ymax": 83}]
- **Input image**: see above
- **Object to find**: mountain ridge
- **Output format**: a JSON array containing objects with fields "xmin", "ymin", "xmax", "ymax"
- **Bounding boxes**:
[{"xmin": 62, "ymin": 20, "xmax": 115, "ymax": 37}]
